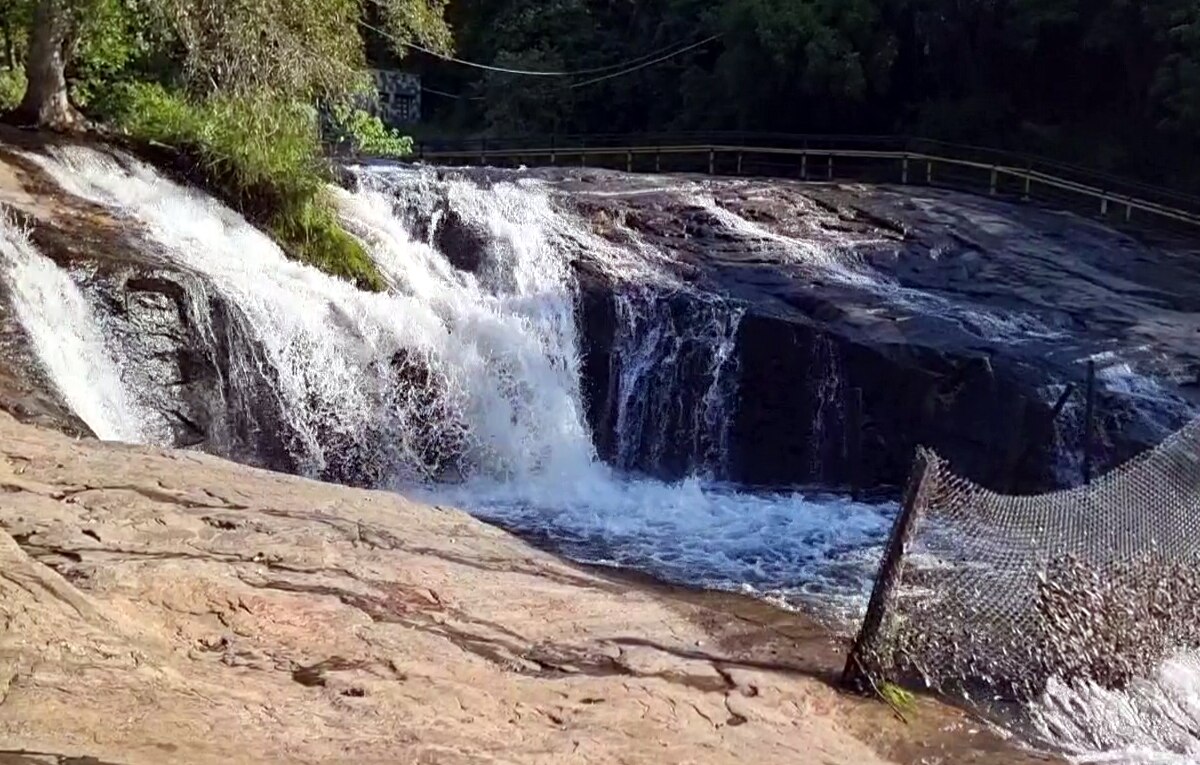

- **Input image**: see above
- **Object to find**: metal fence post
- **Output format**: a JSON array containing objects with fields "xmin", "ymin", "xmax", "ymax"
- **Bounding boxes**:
[
  {"xmin": 801, "ymin": 153, "xmax": 808, "ymax": 180},
  {"xmin": 842, "ymin": 449, "xmax": 936, "ymax": 692},
  {"xmin": 827, "ymin": 155, "xmax": 834, "ymax": 180},
  {"xmin": 737, "ymin": 152, "xmax": 744, "ymax": 175},
  {"xmin": 901, "ymin": 154, "xmax": 909, "ymax": 184},
  {"xmin": 926, "ymin": 159, "xmax": 933, "ymax": 184},
  {"xmin": 627, "ymin": 151, "xmax": 633, "ymax": 173},
  {"xmin": 479, "ymin": 138, "xmax": 487, "ymax": 166},
  {"xmin": 990, "ymin": 166, "xmax": 999, "ymax": 195},
  {"xmin": 708, "ymin": 148, "xmax": 715, "ymax": 175}
]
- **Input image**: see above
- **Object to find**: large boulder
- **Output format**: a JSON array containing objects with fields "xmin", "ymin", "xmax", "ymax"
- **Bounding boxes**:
[
  {"xmin": 563, "ymin": 169, "xmax": 1199, "ymax": 493},
  {"xmin": 0, "ymin": 409, "xmax": 1046, "ymax": 765}
]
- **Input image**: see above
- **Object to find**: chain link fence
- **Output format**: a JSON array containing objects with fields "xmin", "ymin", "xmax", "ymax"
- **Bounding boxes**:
[{"xmin": 844, "ymin": 416, "xmax": 1200, "ymax": 707}]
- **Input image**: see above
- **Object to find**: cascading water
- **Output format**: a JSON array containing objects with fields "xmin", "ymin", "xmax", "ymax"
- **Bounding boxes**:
[
  {"xmin": 609, "ymin": 287, "xmax": 744, "ymax": 479},
  {"xmin": 809, "ymin": 336, "xmax": 845, "ymax": 481},
  {"xmin": 0, "ymin": 214, "xmax": 162, "ymax": 442},
  {"xmin": 15, "ymin": 146, "xmax": 892, "ymax": 619},
  {"xmin": 13, "ymin": 144, "xmax": 1200, "ymax": 760},
  {"xmin": 1027, "ymin": 654, "xmax": 1200, "ymax": 765}
]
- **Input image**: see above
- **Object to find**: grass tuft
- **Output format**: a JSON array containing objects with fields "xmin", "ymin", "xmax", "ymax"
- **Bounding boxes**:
[{"xmin": 98, "ymin": 82, "xmax": 385, "ymax": 291}]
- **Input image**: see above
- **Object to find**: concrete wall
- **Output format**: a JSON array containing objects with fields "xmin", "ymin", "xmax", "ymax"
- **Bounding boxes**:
[{"xmin": 373, "ymin": 70, "xmax": 421, "ymax": 125}]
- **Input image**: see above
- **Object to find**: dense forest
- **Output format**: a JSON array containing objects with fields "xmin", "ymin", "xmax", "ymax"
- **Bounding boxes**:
[
  {"xmin": 0, "ymin": 0, "xmax": 1197, "ymax": 191},
  {"xmin": 411, "ymin": 0, "xmax": 1200, "ymax": 190}
]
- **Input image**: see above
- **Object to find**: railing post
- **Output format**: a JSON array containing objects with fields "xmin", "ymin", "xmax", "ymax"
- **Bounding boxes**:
[
  {"xmin": 1100, "ymin": 196, "xmax": 1109, "ymax": 217},
  {"xmin": 1125, "ymin": 202, "xmax": 1133, "ymax": 222},
  {"xmin": 842, "ymin": 449, "xmax": 936, "ymax": 692},
  {"xmin": 737, "ymin": 152, "xmax": 744, "ymax": 175},
  {"xmin": 801, "ymin": 153, "xmax": 808, "ymax": 180},
  {"xmin": 990, "ymin": 166, "xmax": 999, "ymax": 195},
  {"xmin": 550, "ymin": 135, "xmax": 557, "ymax": 166},
  {"xmin": 926, "ymin": 159, "xmax": 933, "ymax": 184},
  {"xmin": 655, "ymin": 149, "xmax": 661, "ymax": 174},
  {"xmin": 626, "ymin": 151, "xmax": 633, "ymax": 174},
  {"xmin": 901, "ymin": 154, "xmax": 909, "ymax": 185},
  {"xmin": 708, "ymin": 148, "xmax": 715, "ymax": 175},
  {"xmin": 479, "ymin": 138, "xmax": 487, "ymax": 166},
  {"xmin": 1023, "ymin": 174, "xmax": 1032, "ymax": 201},
  {"xmin": 827, "ymin": 155, "xmax": 834, "ymax": 180}
]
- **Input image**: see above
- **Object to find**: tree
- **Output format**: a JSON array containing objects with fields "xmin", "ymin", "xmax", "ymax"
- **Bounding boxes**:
[
  {"xmin": 15, "ymin": 0, "xmax": 87, "ymax": 128},
  {"xmin": 7, "ymin": 0, "xmax": 451, "ymax": 130}
]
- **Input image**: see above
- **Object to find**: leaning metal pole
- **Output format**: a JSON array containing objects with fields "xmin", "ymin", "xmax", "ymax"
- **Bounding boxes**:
[{"xmin": 841, "ymin": 448, "xmax": 937, "ymax": 692}]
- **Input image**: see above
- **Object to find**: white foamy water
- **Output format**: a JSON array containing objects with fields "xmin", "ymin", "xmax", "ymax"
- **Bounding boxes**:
[
  {"xmin": 1096, "ymin": 361, "xmax": 1195, "ymax": 437},
  {"xmin": 0, "ymin": 215, "xmax": 157, "ymax": 441},
  {"xmin": 1030, "ymin": 655, "xmax": 1200, "ymax": 764},
  {"xmin": 16, "ymin": 147, "xmax": 894, "ymax": 614},
  {"xmin": 425, "ymin": 477, "xmax": 893, "ymax": 619}
]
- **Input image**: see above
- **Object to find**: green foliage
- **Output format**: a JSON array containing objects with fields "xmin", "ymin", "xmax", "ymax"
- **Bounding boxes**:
[
  {"xmin": 271, "ymin": 197, "xmax": 385, "ymax": 291},
  {"xmin": 103, "ymin": 82, "xmax": 384, "ymax": 291},
  {"xmin": 70, "ymin": 0, "xmax": 152, "ymax": 107},
  {"xmin": 878, "ymin": 682, "xmax": 917, "ymax": 721},
  {"xmin": 0, "ymin": 68, "xmax": 24, "ymax": 112},
  {"xmin": 3, "ymin": 0, "xmax": 450, "ymax": 288},
  {"xmin": 432, "ymin": 0, "xmax": 1200, "ymax": 188},
  {"xmin": 327, "ymin": 102, "xmax": 413, "ymax": 157}
]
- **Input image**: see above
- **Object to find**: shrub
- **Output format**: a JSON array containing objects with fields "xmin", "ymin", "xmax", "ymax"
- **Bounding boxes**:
[
  {"xmin": 0, "ymin": 69, "xmax": 25, "ymax": 112},
  {"xmin": 101, "ymin": 82, "xmax": 385, "ymax": 291},
  {"xmin": 327, "ymin": 102, "xmax": 413, "ymax": 157}
]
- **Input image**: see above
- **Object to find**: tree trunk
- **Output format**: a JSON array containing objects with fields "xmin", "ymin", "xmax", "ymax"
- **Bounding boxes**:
[
  {"xmin": 2, "ymin": 16, "xmax": 14, "ymax": 71},
  {"xmin": 15, "ymin": 0, "xmax": 83, "ymax": 130}
]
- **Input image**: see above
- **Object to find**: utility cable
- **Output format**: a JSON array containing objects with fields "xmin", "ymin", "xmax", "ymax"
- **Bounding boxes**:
[
  {"xmin": 567, "ymin": 36, "xmax": 718, "ymax": 88},
  {"xmin": 421, "ymin": 85, "xmax": 483, "ymax": 101},
  {"xmin": 360, "ymin": 19, "xmax": 718, "ymax": 79}
]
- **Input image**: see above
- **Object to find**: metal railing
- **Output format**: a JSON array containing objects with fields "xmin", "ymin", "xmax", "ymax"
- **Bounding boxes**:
[{"xmin": 406, "ymin": 133, "xmax": 1200, "ymax": 232}]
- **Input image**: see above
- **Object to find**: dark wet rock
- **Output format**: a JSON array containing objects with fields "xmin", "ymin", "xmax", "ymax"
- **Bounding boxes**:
[
  {"xmin": 0, "ymin": 282, "xmax": 92, "ymax": 439},
  {"xmin": 0, "ymin": 145, "xmax": 298, "ymax": 474},
  {"xmin": 434, "ymin": 207, "xmax": 488, "ymax": 273},
  {"xmin": 556, "ymin": 168, "xmax": 1200, "ymax": 493}
]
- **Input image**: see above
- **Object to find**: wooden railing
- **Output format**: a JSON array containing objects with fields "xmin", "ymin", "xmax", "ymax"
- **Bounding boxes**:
[{"xmin": 407, "ymin": 133, "xmax": 1200, "ymax": 232}]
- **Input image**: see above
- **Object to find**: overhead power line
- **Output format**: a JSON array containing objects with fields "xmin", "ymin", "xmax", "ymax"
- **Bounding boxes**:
[
  {"xmin": 421, "ymin": 85, "xmax": 483, "ymax": 101},
  {"xmin": 567, "ymin": 36, "xmax": 719, "ymax": 88},
  {"xmin": 359, "ymin": 19, "xmax": 719, "ymax": 79}
]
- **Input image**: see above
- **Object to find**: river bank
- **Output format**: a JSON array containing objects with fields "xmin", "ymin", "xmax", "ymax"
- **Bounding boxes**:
[{"xmin": 0, "ymin": 410, "xmax": 1054, "ymax": 764}]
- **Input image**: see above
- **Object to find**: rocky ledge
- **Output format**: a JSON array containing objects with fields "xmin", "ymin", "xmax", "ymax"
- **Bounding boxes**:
[{"xmin": 0, "ymin": 413, "xmax": 1052, "ymax": 764}]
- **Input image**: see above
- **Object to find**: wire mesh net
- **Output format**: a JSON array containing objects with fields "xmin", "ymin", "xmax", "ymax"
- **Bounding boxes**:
[{"xmin": 850, "ymin": 417, "xmax": 1200, "ymax": 703}]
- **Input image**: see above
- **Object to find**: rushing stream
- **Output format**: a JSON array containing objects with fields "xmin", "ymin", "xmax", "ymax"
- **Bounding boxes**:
[
  {"xmin": 5, "ymin": 144, "xmax": 1200, "ymax": 762},
  {"xmin": 7, "ymin": 146, "xmax": 894, "ymax": 620}
]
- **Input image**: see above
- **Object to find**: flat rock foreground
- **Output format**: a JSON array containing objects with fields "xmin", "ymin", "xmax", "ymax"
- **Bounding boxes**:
[{"xmin": 0, "ymin": 413, "xmax": 1053, "ymax": 764}]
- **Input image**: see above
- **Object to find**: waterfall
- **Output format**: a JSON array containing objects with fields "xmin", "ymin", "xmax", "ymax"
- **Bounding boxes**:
[
  {"xmin": 0, "ymin": 214, "xmax": 161, "ymax": 442},
  {"xmin": 25, "ymin": 147, "xmax": 603, "ymax": 485},
  {"xmin": 610, "ymin": 287, "xmax": 744, "ymax": 478},
  {"xmin": 809, "ymin": 336, "xmax": 845, "ymax": 481},
  {"xmin": 12, "ymin": 146, "xmax": 892, "ymax": 618}
]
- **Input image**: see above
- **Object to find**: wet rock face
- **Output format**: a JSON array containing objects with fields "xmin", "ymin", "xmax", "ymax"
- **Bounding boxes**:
[
  {"xmin": 0, "ymin": 281, "xmax": 92, "ymax": 438},
  {"xmin": 4, "ymin": 142, "xmax": 1196, "ymax": 496},
  {"xmin": 433, "ymin": 207, "xmax": 488, "ymax": 274},
  {"xmin": 560, "ymin": 168, "xmax": 1200, "ymax": 493}
]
